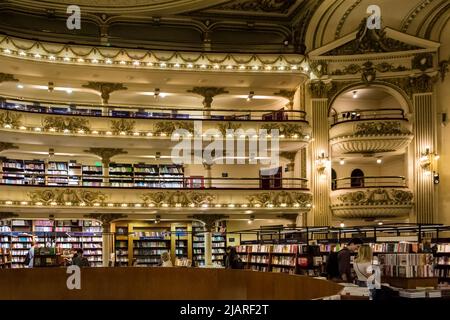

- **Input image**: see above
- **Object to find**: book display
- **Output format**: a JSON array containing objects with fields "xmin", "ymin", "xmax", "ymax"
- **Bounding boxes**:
[
  {"xmin": 434, "ymin": 243, "xmax": 450, "ymax": 283},
  {"xmin": 171, "ymin": 224, "xmax": 191, "ymax": 262},
  {"xmin": 131, "ymin": 224, "xmax": 171, "ymax": 267},
  {"xmin": 114, "ymin": 224, "xmax": 130, "ymax": 267},
  {"xmin": 0, "ymin": 219, "xmax": 103, "ymax": 268},
  {"xmin": 192, "ymin": 223, "xmax": 205, "ymax": 267},
  {"xmin": 1, "ymin": 158, "xmax": 184, "ymax": 188},
  {"xmin": 212, "ymin": 233, "xmax": 226, "ymax": 266}
]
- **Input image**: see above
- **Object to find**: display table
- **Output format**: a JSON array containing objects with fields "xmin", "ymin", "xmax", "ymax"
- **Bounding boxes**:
[
  {"xmin": 381, "ymin": 277, "xmax": 439, "ymax": 289},
  {"xmin": 0, "ymin": 267, "xmax": 343, "ymax": 300}
]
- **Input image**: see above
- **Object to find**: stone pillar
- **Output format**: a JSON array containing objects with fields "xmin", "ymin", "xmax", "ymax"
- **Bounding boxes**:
[
  {"xmin": 413, "ymin": 90, "xmax": 437, "ymax": 223},
  {"xmin": 308, "ymin": 81, "xmax": 332, "ymax": 227},
  {"xmin": 192, "ymin": 214, "xmax": 226, "ymax": 268}
]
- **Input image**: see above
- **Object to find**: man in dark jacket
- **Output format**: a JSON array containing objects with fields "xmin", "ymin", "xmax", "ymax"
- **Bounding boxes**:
[
  {"xmin": 338, "ymin": 238, "xmax": 363, "ymax": 282},
  {"xmin": 72, "ymin": 249, "xmax": 90, "ymax": 267}
]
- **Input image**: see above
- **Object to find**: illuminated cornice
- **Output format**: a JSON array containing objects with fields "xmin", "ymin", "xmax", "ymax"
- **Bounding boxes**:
[{"xmin": 0, "ymin": 35, "xmax": 308, "ymax": 74}]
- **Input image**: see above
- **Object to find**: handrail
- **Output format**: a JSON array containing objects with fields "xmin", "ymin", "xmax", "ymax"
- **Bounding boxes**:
[
  {"xmin": 0, "ymin": 174, "xmax": 309, "ymax": 189},
  {"xmin": 332, "ymin": 176, "xmax": 407, "ymax": 190},
  {"xmin": 0, "ymin": 98, "xmax": 308, "ymax": 122},
  {"xmin": 331, "ymin": 108, "xmax": 406, "ymax": 125}
]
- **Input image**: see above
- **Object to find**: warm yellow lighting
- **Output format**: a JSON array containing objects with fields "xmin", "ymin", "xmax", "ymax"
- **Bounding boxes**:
[
  {"xmin": 134, "ymin": 203, "xmax": 142, "ymax": 208},
  {"xmin": 20, "ymin": 201, "xmax": 28, "ymax": 205},
  {"xmin": 148, "ymin": 203, "xmax": 155, "ymax": 207},
  {"xmin": 65, "ymin": 202, "xmax": 72, "ymax": 206},
  {"xmin": 175, "ymin": 203, "xmax": 182, "ymax": 208},
  {"xmin": 93, "ymin": 203, "xmax": 100, "ymax": 207},
  {"xmin": 162, "ymin": 203, "xmax": 169, "ymax": 207},
  {"xmin": 107, "ymin": 203, "xmax": 114, "ymax": 207},
  {"xmin": 189, "ymin": 203, "xmax": 195, "ymax": 208},
  {"xmin": 215, "ymin": 204, "xmax": 222, "ymax": 208},
  {"xmin": 202, "ymin": 203, "xmax": 209, "ymax": 208},
  {"xmin": 121, "ymin": 203, "xmax": 128, "ymax": 207},
  {"xmin": 50, "ymin": 202, "xmax": 57, "ymax": 206},
  {"xmin": 280, "ymin": 203, "xmax": 287, "ymax": 207},
  {"xmin": 35, "ymin": 202, "xmax": 43, "ymax": 206},
  {"xmin": 5, "ymin": 201, "xmax": 13, "ymax": 205},
  {"xmin": 228, "ymin": 204, "xmax": 235, "ymax": 208}
]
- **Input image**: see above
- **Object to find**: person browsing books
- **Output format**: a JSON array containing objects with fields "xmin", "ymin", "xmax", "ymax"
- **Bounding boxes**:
[
  {"xmin": 338, "ymin": 238, "xmax": 363, "ymax": 282},
  {"xmin": 24, "ymin": 241, "xmax": 37, "ymax": 268},
  {"xmin": 72, "ymin": 249, "xmax": 90, "ymax": 267},
  {"xmin": 160, "ymin": 252, "xmax": 173, "ymax": 267},
  {"xmin": 354, "ymin": 244, "xmax": 373, "ymax": 286}
]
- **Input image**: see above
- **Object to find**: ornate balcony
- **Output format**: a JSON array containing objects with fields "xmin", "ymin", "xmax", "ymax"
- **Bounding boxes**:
[
  {"xmin": 329, "ymin": 109, "xmax": 413, "ymax": 155},
  {"xmin": 0, "ymin": 184, "xmax": 312, "ymax": 215},
  {"xmin": 330, "ymin": 176, "xmax": 413, "ymax": 219},
  {"xmin": 0, "ymin": 100, "xmax": 311, "ymax": 149}
]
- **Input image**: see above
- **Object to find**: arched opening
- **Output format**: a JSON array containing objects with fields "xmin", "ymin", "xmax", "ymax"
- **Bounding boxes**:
[
  {"xmin": 351, "ymin": 169, "xmax": 364, "ymax": 188},
  {"xmin": 331, "ymin": 169, "xmax": 337, "ymax": 190}
]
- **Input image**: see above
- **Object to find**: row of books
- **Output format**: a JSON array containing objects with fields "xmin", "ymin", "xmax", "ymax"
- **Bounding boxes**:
[
  {"xmin": 382, "ymin": 265, "xmax": 434, "ymax": 278},
  {"xmin": 133, "ymin": 242, "xmax": 169, "ymax": 248},
  {"xmin": 436, "ymin": 244, "xmax": 450, "ymax": 253},
  {"xmin": 378, "ymin": 253, "xmax": 434, "ymax": 266}
]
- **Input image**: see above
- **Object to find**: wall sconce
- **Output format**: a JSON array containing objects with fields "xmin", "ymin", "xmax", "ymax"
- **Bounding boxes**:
[
  {"xmin": 316, "ymin": 152, "xmax": 329, "ymax": 175},
  {"xmin": 420, "ymin": 147, "xmax": 439, "ymax": 175}
]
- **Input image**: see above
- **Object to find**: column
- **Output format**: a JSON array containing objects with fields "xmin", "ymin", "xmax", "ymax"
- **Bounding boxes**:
[
  {"xmin": 192, "ymin": 214, "xmax": 225, "ymax": 268},
  {"xmin": 413, "ymin": 92, "xmax": 437, "ymax": 223},
  {"xmin": 308, "ymin": 81, "xmax": 332, "ymax": 227},
  {"xmin": 187, "ymin": 87, "xmax": 229, "ymax": 119},
  {"xmin": 102, "ymin": 221, "xmax": 114, "ymax": 267},
  {"xmin": 203, "ymin": 163, "xmax": 212, "ymax": 188},
  {"xmin": 204, "ymin": 231, "xmax": 213, "ymax": 267}
]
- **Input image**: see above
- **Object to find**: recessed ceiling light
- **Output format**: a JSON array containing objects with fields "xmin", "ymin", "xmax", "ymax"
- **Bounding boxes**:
[
  {"xmin": 17, "ymin": 84, "xmax": 24, "ymax": 89},
  {"xmin": 352, "ymin": 91, "xmax": 358, "ymax": 99}
]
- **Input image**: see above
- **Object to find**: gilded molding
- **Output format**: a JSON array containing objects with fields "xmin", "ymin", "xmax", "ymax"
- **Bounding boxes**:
[
  {"xmin": 331, "ymin": 61, "xmax": 408, "ymax": 76},
  {"xmin": 191, "ymin": 214, "xmax": 226, "ymax": 231},
  {"xmin": 325, "ymin": 19, "xmax": 421, "ymax": 56},
  {"xmin": 354, "ymin": 121, "xmax": 411, "ymax": 136},
  {"xmin": 111, "ymin": 119, "xmax": 135, "ymax": 134},
  {"xmin": 43, "ymin": 116, "xmax": 91, "ymax": 133},
  {"xmin": 274, "ymin": 90, "xmax": 296, "ymax": 106},
  {"xmin": 412, "ymin": 53, "xmax": 433, "ymax": 71},
  {"xmin": 218, "ymin": 122, "xmax": 242, "ymax": 135},
  {"xmin": 154, "ymin": 121, "xmax": 177, "ymax": 136},
  {"xmin": 82, "ymin": 82, "xmax": 127, "ymax": 105},
  {"xmin": 141, "ymin": 191, "xmax": 216, "ymax": 207},
  {"xmin": 0, "ymin": 73, "xmax": 19, "ymax": 83},
  {"xmin": 337, "ymin": 189, "xmax": 413, "ymax": 205},
  {"xmin": 310, "ymin": 61, "xmax": 328, "ymax": 78},
  {"xmin": 84, "ymin": 213, "xmax": 127, "ymax": 226},
  {"xmin": 28, "ymin": 189, "xmax": 108, "ymax": 206},
  {"xmin": 246, "ymin": 191, "xmax": 312, "ymax": 207},
  {"xmin": 308, "ymin": 81, "xmax": 334, "ymax": 99},
  {"xmin": 260, "ymin": 123, "xmax": 306, "ymax": 136},
  {"xmin": 0, "ymin": 111, "xmax": 22, "ymax": 128},
  {"xmin": 215, "ymin": 0, "xmax": 296, "ymax": 13}
]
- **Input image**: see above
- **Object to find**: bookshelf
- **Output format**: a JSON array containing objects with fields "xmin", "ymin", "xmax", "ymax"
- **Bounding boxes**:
[
  {"xmin": 82, "ymin": 164, "xmax": 103, "ymax": 187},
  {"xmin": 33, "ymin": 247, "xmax": 61, "ymax": 267},
  {"xmin": 434, "ymin": 243, "xmax": 450, "ymax": 282},
  {"xmin": 159, "ymin": 164, "xmax": 184, "ymax": 188},
  {"xmin": 46, "ymin": 161, "xmax": 69, "ymax": 186},
  {"xmin": 192, "ymin": 224, "xmax": 205, "ymax": 267},
  {"xmin": 0, "ymin": 248, "xmax": 11, "ymax": 268},
  {"xmin": 133, "ymin": 164, "xmax": 159, "ymax": 187},
  {"xmin": 171, "ymin": 224, "xmax": 191, "ymax": 262},
  {"xmin": 109, "ymin": 163, "xmax": 134, "ymax": 187},
  {"xmin": 68, "ymin": 162, "xmax": 82, "ymax": 186},
  {"xmin": 212, "ymin": 233, "xmax": 226, "ymax": 266},
  {"xmin": 114, "ymin": 223, "xmax": 130, "ymax": 266},
  {"xmin": 131, "ymin": 224, "xmax": 171, "ymax": 267}
]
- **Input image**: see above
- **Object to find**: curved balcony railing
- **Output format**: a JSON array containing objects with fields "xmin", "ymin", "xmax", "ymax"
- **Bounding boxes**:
[
  {"xmin": 0, "ymin": 174, "xmax": 309, "ymax": 190},
  {"xmin": 331, "ymin": 108, "xmax": 406, "ymax": 126},
  {"xmin": 332, "ymin": 176, "xmax": 407, "ymax": 190},
  {"xmin": 0, "ymin": 99, "xmax": 307, "ymax": 122}
]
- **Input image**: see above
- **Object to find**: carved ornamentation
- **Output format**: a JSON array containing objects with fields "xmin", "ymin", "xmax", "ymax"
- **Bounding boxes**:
[
  {"xmin": 308, "ymin": 81, "xmax": 334, "ymax": 99},
  {"xmin": 325, "ymin": 19, "xmax": 420, "ymax": 55},
  {"xmin": 310, "ymin": 61, "xmax": 328, "ymax": 78},
  {"xmin": 216, "ymin": 0, "xmax": 296, "ymax": 14},
  {"xmin": 261, "ymin": 123, "xmax": 305, "ymax": 136},
  {"xmin": 187, "ymin": 87, "xmax": 229, "ymax": 108},
  {"xmin": 0, "ymin": 111, "xmax": 22, "ymax": 128},
  {"xmin": 337, "ymin": 189, "xmax": 413, "ymax": 205},
  {"xmin": 84, "ymin": 213, "xmax": 127, "ymax": 225},
  {"xmin": 28, "ymin": 189, "xmax": 108, "ymax": 206},
  {"xmin": 354, "ymin": 121, "xmax": 411, "ymax": 136},
  {"xmin": 247, "ymin": 191, "xmax": 312, "ymax": 207},
  {"xmin": 408, "ymin": 74, "xmax": 437, "ymax": 94},
  {"xmin": 331, "ymin": 61, "xmax": 408, "ymax": 76},
  {"xmin": 43, "ymin": 116, "xmax": 91, "ymax": 133},
  {"xmin": 84, "ymin": 148, "xmax": 127, "ymax": 166},
  {"xmin": 0, "ymin": 73, "xmax": 19, "ymax": 83},
  {"xmin": 274, "ymin": 90, "xmax": 296, "ymax": 108},
  {"xmin": 111, "ymin": 119, "xmax": 135, "ymax": 134},
  {"xmin": 141, "ymin": 191, "xmax": 216, "ymax": 207},
  {"xmin": 0, "ymin": 142, "xmax": 18, "ymax": 152},
  {"xmin": 412, "ymin": 53, "xmax": 433, "ymax": 71},
  {"xmin": 82, "ymin": 82, "xmax": 127, "ymax": 104},
  {"xmin": 218, "ymin": 122, "xmax": 242, "ymax": 135},
  {"xmin": 154, "ymin": 121, "xmax": 177, "ymax": 136},
  {"xmin": 177, "ymin": 121, "xmax": 195, "ymax": 133}
]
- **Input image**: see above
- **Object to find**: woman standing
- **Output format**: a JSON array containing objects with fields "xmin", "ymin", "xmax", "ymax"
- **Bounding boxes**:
[{"xmin": 354, "ymin": 244, "xmax": 378, "ymax": 300}]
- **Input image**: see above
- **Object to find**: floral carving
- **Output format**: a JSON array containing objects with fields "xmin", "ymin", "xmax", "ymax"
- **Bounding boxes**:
[
  {"xmin": 28, "ymin": 189, "xmax": 108, "ymax": 206},
  {"xmin": 0, "ymin": 111, "xmax": 22, "ymax": 128},
  {"xmin": 260, "ymin": 123, "xmax": 305, "ymax": 136},
  {"xmin": 154, "ymin": 121, "xmax": 177, "ymax": 135},
  {"xmin": 217, "ymin": 0, "xmax": 296, "ymax": 14},
  {"xmin": 43, "ymin": 116, "xmax": 91, "ymax": 132},
  {"xmin": 247, "ymin": 191, "xmax": 312, "ymax": 207},
  {"xmin": 111, "ymin": 119, "xmax": 135, "ymax": 134},
  {"xmin": 141, "ymin": 191, "xmax": 215, "ymax": 206},
  {"xmin": 354, "ymin": 121, "xmax": 410, "ymax": 136},
  {"xmin": 218, "ymin": 122, "xmax": 242, "ymax": 135},
  {"xmin": 337, "ymin": 189, "xmax": 413, "ymax": 205}
]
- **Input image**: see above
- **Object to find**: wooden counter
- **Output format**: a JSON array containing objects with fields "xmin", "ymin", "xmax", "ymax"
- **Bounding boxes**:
[{"xmin": 0, "ymin": 267, "xmax": 343, "ymax": 300}]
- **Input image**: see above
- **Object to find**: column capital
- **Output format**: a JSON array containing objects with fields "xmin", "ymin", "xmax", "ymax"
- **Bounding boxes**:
[
  {"xmin": 84, "ymin": 213, "xmax": 127, "ymax": 231},
  {"xmin": 308, "ymin": 80, "xmax": 333, "ymax": 99},
  {"xmin": 192, "ymin": 214, "xmax": 226, "ymax": 231},
  {"xmin": 187, "ymin": 87, "xmax": 229, "ymax": 108},
  {"xmin": 84, "ymin": 148, "xmax": 127, "ymax": 167},
  {"xmin": 82, "ymin": 82, "xmax": 127, "ymax": 105},
  {"xmin": 274, "ymin": 89, "xmax": 296, "ymax": 108}
]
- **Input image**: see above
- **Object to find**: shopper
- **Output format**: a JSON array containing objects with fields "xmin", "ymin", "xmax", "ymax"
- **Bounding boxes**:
[
  {"xmin": 353, "ymin": 244, "xmax": 373, "ymax": 287},
  {"xmin": 24, "ymin": 241, "xmax": 37, "ymax": 268},
  {"xmin": 72, "ymin": 249, "xmax": 90, "ymax": 267},
  {"xmin": 160, "ymin": 252, "xmax": 173, "ymax": 267},
  {"xmin": 338, "ymin": 238, "xmax": 363, "ymax": 282},
  {"xmin": 225, "ymin": 246, "xmax": 243, "ymax": 269}
]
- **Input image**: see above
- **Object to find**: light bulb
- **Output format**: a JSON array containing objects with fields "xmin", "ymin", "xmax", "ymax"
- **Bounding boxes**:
[{"xmin": 339, "ymin": 159, "xmax": 345, "ymax": 165}]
